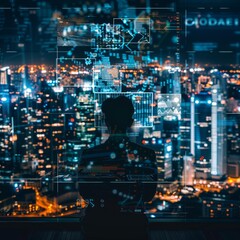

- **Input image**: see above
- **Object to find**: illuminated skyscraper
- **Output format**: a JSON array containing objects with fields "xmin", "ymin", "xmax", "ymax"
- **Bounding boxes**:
[
  {"xmin": 160, "ymin": 70, "xmax": 181, "ymax": 94},
  {"xmin": 191, "ymin": 92, "xmax": 212, "ymax": 179},
  {"xmin": 162, "ymin": 116, "xmax": 179, "ymax": 148},
  {"xmin": 182, "ymin": 154, "xmax": 194, "ymax": 186},
  {"xmin": 226, "ymin": 81, "xmax": 240, "ymax": 178},
  {"xmin": 180, "ymin": 93, "xmax": 191, "ymax": 155},
  {"xmin": 75, "ymin": 91, "xmax": 97, "ymax": 148},
  {"xmin": 191, "ymin": 88, "xmax": 227, "ymax": 180},
  {"xmin": 0, "ymin": 67, "xmax": 12, "ymax": 179},
  {"xmin": 162, "ymin": 115, "xmax": 180, "ymax": 180},
  {"xmin": 142, "ymin": 137, "xmax": 172, "ymax": 181},
  {"xmin": 0, "ymin": 94, "xmax": 12, "ymax": 179},
  {"xmin": 0, "ymin": 67, "xmax": 10, "ymax": 86},
  {"xmin": 63, "ymin": 85, "xmax": 98, "ymax": 171},
  {"xmin": 211, "ymin": 85, "xmax": 227, "ymax": 179},
  {"xmin": 33, "ymin": 78, "xmax": 64, "ymax": 177},
  {"xmin": 10, "ymin": 88, "xmax": 28, "ymax": 173}
]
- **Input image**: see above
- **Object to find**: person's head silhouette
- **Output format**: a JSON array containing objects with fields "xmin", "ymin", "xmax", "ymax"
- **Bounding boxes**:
[{"xmin": 102, "ymin": 96, "xmax": 134, "ymax": 134}]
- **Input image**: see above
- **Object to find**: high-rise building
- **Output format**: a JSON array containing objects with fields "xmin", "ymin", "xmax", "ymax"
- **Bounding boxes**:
[
  {"xmin": 162, "ymin": 115, "xmax": 180, "ymax": 180},
  {"xmin": 75, "ymin": 90, "xmax": 97, "ymax": 148},
  {"xmin": 63, "ymin": 86, "xmax": 98, "ymax": 171},
  {"xmin": 142, "ymin": 137, "xmax": 172, "ymax": 181},
  {"xmin": 0, "ymin": 67, "xmax": 12, "ymax": 179},
  {"xmin": 180, "ymin": 93, "xmax": 191, "ymax": 155},
  {"xmin": 33, "ymin": 78, "xmax": 64, "ymax": 177},
  {"xmin": 191, "ymin": 88, "xmax": 227, "ymax": 180},
  {"xmin": 0, "ymin": 94, "xmax": 12, "ymax": 179},
  {"xmin": 182, "ymin": 154, "xmax": 194, "ymax": 186},
  {"xmin": 9, "ymin": 88, "xmax": 28, "ymax": 173},
  {"xmin": 192, "ymin": 92, "xmax": 212, "ymax": 179},
  {"xmin": 0, "ymin": 67, "xmax": 10, "ymax": 87},
  {"xmin": 162, "ymin": 115, "xmax": 179, "ymax": 149},
  {"xmin": 211, "ymin": 85, "xmax": 227, "ymax": 179},
  {"xmin": 160, "ymin": 70, "xmax": 181, "ymax": 94}
]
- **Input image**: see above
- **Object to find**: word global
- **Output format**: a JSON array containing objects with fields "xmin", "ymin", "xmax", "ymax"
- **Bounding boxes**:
[{"xmin": 185, "ymin": 17, "xmax": 239, "ymax": 27}]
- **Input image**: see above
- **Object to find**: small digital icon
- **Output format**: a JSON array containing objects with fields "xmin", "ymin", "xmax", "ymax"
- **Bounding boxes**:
[{"xmin": 85, "ymin": 58, "xmax": 92, "ymax": 65}]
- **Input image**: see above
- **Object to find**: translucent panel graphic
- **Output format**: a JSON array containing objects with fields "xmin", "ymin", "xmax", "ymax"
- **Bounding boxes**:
[
  {"xmin": 93, "ymin": 64, "xmax": 122, "ymax": 93},
  {"xmin": 120, "ymin": 68, "xmax": 156, "ymax": 92},
  {"xmin": 91, "ymin": 24, "xmax": 124, "ymax": 49},
  {"xmin": 157, "ymin": 94, "xmax": 181, "ymax": 119}
]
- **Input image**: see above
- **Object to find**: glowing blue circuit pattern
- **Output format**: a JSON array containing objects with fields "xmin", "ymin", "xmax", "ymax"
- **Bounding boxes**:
[
  {"xmin": 58, "ymin": 18, "xmax": 150, "ymax": 50},
  {"xmin": 91, "ymin": 24, "xmax": 124, "ymax": 49},
  {"xmin": 113, "ymin": 18, "xmax": 150, "ymax": 44}
]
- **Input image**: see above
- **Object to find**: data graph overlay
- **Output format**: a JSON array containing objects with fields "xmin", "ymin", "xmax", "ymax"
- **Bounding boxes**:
[
  {"xmin": 94, "ymin": 92, "xmax": 153, "ymax": 128},
  {"xmin": 157, "ymin": 94, "xmax": 181, "ymax": 119}
]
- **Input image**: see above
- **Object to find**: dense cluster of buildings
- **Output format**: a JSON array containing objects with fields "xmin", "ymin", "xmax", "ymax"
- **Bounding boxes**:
[
  {"xmin": 0, "ymin": 0, "xmax": 240, "ymax": 220},
  {"xmin": 0, "ymin": 62, "xmax": 240, "ymax": 218}
]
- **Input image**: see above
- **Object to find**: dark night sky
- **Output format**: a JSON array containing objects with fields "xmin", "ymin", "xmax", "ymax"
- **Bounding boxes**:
[{"xmin": 0, "ymin": 0, "xmax": 240, "ymax": 66}]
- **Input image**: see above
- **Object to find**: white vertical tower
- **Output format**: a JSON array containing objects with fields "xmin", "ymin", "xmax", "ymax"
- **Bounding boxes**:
[
  {"xmin": 211, "ymin": 85, "xmax": 227, "ymax": 178},
  {"xmin": 182, "ymin": 154, "xmax": 195, "ymax": 186},
  {"xmin": 211, "ymin": 86, "xmax": 218, "ymax": 176},
  {"xmin": 190, "ymin": 94, "xmax": 195, "ymax": 156}
]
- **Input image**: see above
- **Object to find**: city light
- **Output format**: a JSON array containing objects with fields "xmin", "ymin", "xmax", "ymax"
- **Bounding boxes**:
[
  {"xmin": 0, "ymin": 0, "xmax": 239, "ymax": 222},
  {"xmin": 212, "ymin": 89, "xmax": 218, "ymax": 93}
]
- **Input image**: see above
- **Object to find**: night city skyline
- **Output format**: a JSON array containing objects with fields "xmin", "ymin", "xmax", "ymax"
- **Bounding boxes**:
[{"xmin": 0, "ymin": 0, "xmax": 240, "ymax": 221}]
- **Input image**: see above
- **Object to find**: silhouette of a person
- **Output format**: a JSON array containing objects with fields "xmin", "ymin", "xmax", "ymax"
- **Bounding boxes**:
[{"xmin": 79, "ymin": 96, "xmax": 157, "ymax": 240}]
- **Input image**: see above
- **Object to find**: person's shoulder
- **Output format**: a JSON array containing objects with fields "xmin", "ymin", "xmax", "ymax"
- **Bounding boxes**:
[
  {"xmin": 81, "ymin": 143, "xmax": 107, "ymax": 156},
  {"xmin": 128, "ymin": 141, "xmax": 155, "ymax": 155}
]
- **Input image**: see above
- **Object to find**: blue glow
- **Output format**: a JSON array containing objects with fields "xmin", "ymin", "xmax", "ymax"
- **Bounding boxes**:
[
  {"xmin": 167, "ymin": 146, "xmax": 172, "ymax": 152},
  {"xmin": 110, "ymin": 152, "xmax": 116, "ymax": 159}
]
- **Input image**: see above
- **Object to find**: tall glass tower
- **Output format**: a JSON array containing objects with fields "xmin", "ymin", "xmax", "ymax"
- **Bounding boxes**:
[
  {"xmin": 192, "ymin": 92, "xmax": 212, "ymax": 179},
  {"xmin": 191, "ymin": 88, "xmax": 227, "ymax": 180},
  {"xmin": 211, "ymin": 85, "xmax": 227, "ymax": 179}
]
